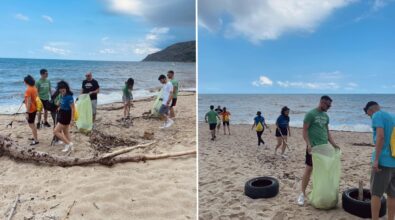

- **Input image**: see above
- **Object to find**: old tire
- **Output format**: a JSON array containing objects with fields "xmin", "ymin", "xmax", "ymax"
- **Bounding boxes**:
[
  {"xmin": 342, "ymin": 188, "xmax": 386, "ymax": 218},
  {"xmin": 244, "ymin": 176, "xmax": 279, "ymax": 199}
]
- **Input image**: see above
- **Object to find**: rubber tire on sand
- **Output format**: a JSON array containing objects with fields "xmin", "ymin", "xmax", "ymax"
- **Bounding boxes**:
[
  {"xmin": 342, "ymin": 188, "xmax": 386, "ymax": 218},
  {"xmin": 244, "ymin": 176, "xmax": 279, "ymax": 199}
]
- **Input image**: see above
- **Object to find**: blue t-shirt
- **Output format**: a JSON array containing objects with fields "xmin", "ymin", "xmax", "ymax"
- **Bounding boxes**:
[
  {"xmin": 277, "ymin": 115, "xmax": 290, "ymax": 128},
  {"xmin": 254, "ymin": 116, "xmax": 265, "ymax": 125},
  {"xmin": 371, "ymin": 110, "xmax": 395, "ymax": 167},
  {"xmin": 60, "ymin": 94, "xmax": 74, "ymax": 111}
]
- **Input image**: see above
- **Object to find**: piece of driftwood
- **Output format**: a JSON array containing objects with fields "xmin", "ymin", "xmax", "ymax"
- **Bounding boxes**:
[
  {"xmin": 62, "ymin": 200, "xmax": 76, "ymax": 220},
  {"xmin": 358, "ymin": 180, "xmax": 363, "ymax": 201},
  {"xmin": 6, "ymin": 195, "xmax": 20, "ymax": 220},
  {"xmin": 0, "ymin": 135, "xmax": 195, "ymax": 167}
]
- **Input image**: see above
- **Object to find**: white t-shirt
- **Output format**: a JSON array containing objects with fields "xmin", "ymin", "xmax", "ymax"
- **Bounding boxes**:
[{"xmin": 162, "ymin": 81, "xmax": 174, "ymax": 105}]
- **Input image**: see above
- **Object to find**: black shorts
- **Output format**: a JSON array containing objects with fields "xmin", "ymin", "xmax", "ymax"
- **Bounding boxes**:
[
  {"xmin": 170, "ymin": 98, "xmax": 177, "ymax": 107},
  {"xmin": 275, "ymin": 127, "xmax": 288, "ymax": 137},
  {"xmin": 223, "ymin": 121, "xmax": 230, "ymax": 126},
  {"xmin": 58, "ymin": 109, "xmax": 72, "ymax": 125},
  {"xmin": 27, "ymin": 111, "xmax": 37, "ymax": 124},
  {"xmin": 41, "ymin": 99, "xmax": 51, "ymax": 111},
  {"xmin": 209, "ymin": 123, "xmax": 217, "ymax": 130},
  {"xmin": 305, "ymin": 149, "xmax": 313, "ymax": 167}
]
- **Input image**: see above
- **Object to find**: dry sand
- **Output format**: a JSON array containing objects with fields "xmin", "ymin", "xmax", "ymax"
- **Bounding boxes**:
[
  {"xmin": 0, "ymin": 92, "xmax": 196, "ymax": 220},
  {"xmin": 199, "ymin": 123, "xmax": 376, "ymax": 220}
]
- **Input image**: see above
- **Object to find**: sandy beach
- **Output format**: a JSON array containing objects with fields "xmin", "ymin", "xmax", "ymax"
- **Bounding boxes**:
[
  {"xmin": 199, "ymin": 123, "xmax": 375, "ymax": 220},
  {"xmin": 0, "ymin": 92, "xmax": 196, "ymax": 220}
]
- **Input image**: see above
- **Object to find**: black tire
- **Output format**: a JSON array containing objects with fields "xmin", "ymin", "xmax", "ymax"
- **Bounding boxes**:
[
  {"xmin": 244, "ymin": 176, "xmax": 279, "ymax": 199},
  {"xmin": 342, "ymin": 188, "xmax": 386, "ymax": 218}
]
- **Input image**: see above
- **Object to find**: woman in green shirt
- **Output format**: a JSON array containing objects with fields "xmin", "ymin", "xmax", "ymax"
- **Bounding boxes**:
[{"xmin": 122, "ymin": 78, "xmax": 134, "ymax": 120}]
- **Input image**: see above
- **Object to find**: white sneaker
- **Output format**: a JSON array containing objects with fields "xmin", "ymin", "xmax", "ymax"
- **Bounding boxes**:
[
  {"xmin": 55, "ymin": 141, "xmax": 64, "ymax": 145},
  {"xmin": 159, "ymin": 122, "xmax": 166, "ymax": 129},
  {"xmin": 62, "ymin": 142, "xmax": 74, "ymax": 152},
  {"xmin": 297, "ymin": 193, "xmax": 305, "ymax": 206},
  {"xmin": 165, "ymin": 119, "xmax": 174, "ymax": 128},
  {"xmin": 281, "ymin": 154, "xmax": 288, "ymax": 159}
]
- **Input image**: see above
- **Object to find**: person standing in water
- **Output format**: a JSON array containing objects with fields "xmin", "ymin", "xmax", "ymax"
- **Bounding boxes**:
[
  {"xmin": 35, "ymin": 69, "xmax": 52, "ymax": 129},
  {"xmin": 81, "ymin": 72, "xmax": 100, "ymax": 122},
  {"xmin": 167, "ymin": 70, "xmax": 179, "ymax": 119},
  {"xmin": 275, "ymin": 106, "xmax": 291, "ymax": 157},
  {"xmin": 24, "ymin": 75, "xmax": 39, "ymax": 145},
  {"xmin": 215, "ymin": 105, "xmax": 223, "ymax": 132},
  {"xmin": 53, "ymin": 81, "xmax": 75, "ymax": 153},
  {"xmin": 205, "ymin": 105, "xmax": 221, "ymax": 141},
  {"xmin": 297, "ymin": 95, "xmax": 340, "ymax": 206},
  {"xmin": 122, "ymin": 78, "xmax": 134, "ymax": 120},
  {"xmin": 158, "ymin": 74, "xmax": 174, "ymax": 128},
  {"xmin": 252, "ymin": 111, "xmax": 269, "ymax": 147},
  {"xmin": 220, "ymin": 107, "xmax": 231, "ymax": 135}
]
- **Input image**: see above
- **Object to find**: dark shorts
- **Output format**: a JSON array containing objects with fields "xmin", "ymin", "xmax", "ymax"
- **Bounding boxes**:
[
  {"xmin": 159, "ymin": 104, "xmax": 169, "ymax": 115},
  {"xmin": 209, "ymin": 123, "xmax": 217, "ymax": 130},
  {"xmin": 371, "ymin": 166, "xmax": 395, "ymax": 197},
  {"xmin": 305, "ymin": 149, "xmax": 313, "ymax": 167},
  {"xmin": 223, "ymin": 121, "xmax": 230, "ymax": 126},
  {"xmin": 58, "ymin": 109, "xmax": 72, "ymax": 125},
  {"xmin": 170, "ymin": 98, "xmax": 177, "ymax": 107},
  {"xmin": 275, "ymin": 127, "xmax": 288, "ymax": 137},
  {"xmin": 27, "ymin": 111, "xmax": 37, "ymax": 124},
  {"xmin": 41, "ymin": 99, "xmax": 51, "ymax": 111}
]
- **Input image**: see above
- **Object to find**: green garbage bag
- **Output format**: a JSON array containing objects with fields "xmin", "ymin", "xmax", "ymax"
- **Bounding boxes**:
[
  {"xmin": 76, "ymin": 94, "xmax": 93, "ymax": 132},
  {"xmin": 151, "ymin": 89, "xmax": 163, "ymax": 117},
  {"xmin": 309, "ymin": 144, "xmax": 341, "ymax": 209}
]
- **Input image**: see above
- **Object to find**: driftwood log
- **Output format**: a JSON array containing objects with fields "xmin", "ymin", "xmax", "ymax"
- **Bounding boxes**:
[{"xmin": 0, "ymin": 135, "xmax": 196, "ymax": 167}]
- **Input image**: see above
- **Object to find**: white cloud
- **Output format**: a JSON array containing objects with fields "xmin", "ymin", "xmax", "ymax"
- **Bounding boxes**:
[
  {"xmin": 373, "ymin": 0, "xmax": 393, "ymax": 11},
  {"xmin": 105, "ymin": 0, "xmax": 195, "ymax": 25},
  {"xmin": 252, "ymin": 76, "xmax": 273, "ymax": 87},
  {"xmin": 99, "ymin": 48, "xmax": 116, "ymax": 54},
  {"xmin": 43, "ymin": 42, "xmax": 71, "ymax": 56},
  {"xmin": 42, "ymin": 15, "xmax": 53, "ymax": 23},
  {"xmin": 101, "ymin": 37, "xmax": 109, "ymax": 42},
  {"xmin": 277, "ymin": 81, "xmax": 340, "ymax": 89},
  {"xmin": 347, "ymin": 82, "xmax": 358, "ymax": 87},
  {"xmin": 133, "ymin": 43, "xmax": 160, "ymax": 55},
  {"xmin": 15, "ymin": 13, "xmax": 29, "ymax": 21},
  {"xmin": 315, "ymin": 70, "xmax": 343, "ymax": 80},
  {"xmin": 199, "ymin": 0, "xmax": 355, "ymax": 43}
]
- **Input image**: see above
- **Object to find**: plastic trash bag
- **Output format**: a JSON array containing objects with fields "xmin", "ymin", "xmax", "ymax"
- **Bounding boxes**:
[
  {"xmin": 309, "ymin": 144, "xmax": 342, "ymax": 209},
  {"xmin": 151, "ymin": 89, "xmax": 163, "ymax": 117},
  {"xmin": 76, "ymin": 94, "xmax": 93, "ymax": 132}
]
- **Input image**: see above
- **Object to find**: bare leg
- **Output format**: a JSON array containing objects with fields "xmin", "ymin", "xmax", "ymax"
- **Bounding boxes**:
[
  {"xmin": 54, "ymin": 124, "xmax": 70, "ymax": 144},
  {"xmin": 223, "ymin": 125, "xmax": 226, "ymax": 135},
  {"xmin": 275, "ymin": 137, "xmax": 282, "ymax": 154},
  {"xmin": 63, "ymin": 125, "xmax": 71, "ymax": 143},
  {"xmin": 371, "ymin": 195, "xmax": 381, "ymax": 220},
  {"xmin": 228, "ymin": 125, "xmax": 231, "ymax": 135},
  {"xmin": 28, "ymin": 123, "xmax": 38, "ymax": 141},
  {"xmin": 170, "ymin": 107, "xmax": 175, "ymax": 118},
  {"xmin": 388, "ymin": 196, "xmax": 395, "ymax": 220},
  {"xmin": 37, "ymin": 111, "xmax": 42, "ymax": 127},
  {"xmin": 44, "ymin": 109, "xmax": 48, "ymax": 123},
  {"xmin": 281, "ymin": 137, "xmax": 287, "ymax": 154},
  {"xmin": 123, "ymin": 102, "xmax": 127, "ymax": 118},
  {"xmin": 301, "ymin": 165, "xmax": 313, "ymax": 196}
]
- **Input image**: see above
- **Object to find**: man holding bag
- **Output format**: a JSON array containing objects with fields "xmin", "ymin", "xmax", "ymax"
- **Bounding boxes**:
[
  {"xmin": 364, "ymin": 101, "xmax": 395, "ymax": 220},
  {"xmin": 297, "ymin": 95, "xmax": 340, "ymax": 206}
]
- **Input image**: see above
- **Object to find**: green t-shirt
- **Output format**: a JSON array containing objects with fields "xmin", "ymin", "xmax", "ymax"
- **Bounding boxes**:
[
  {"xmin": 304, "ymin": 108, "xmax": 329, "ymax": 147},
  {"xmin": 35, "ymin": 78, "xmax": 51, "ymax": 100},
  {"xmin": 122, "ymin": 85, "xmax": 132, "ymax": 99},
  {"xmin": 170, "ymin": 79, "xmax": 179, "ymax": 98},
  {"xmin": 206, "ymin": 110, "xmax": 218, "ymax": 124}
]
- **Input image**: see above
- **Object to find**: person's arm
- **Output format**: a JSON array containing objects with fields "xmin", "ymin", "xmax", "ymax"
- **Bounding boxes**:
[
  {"xmin": 205, "ymin": 113, "xmax": 208, "ymax": 123},
  {"xmin": 70, "ymin": 102, "xmax": 75, "ymax": 123},
  {"xmin": 49, "ymin": 81, "xmax": 52, "ymax": 96},
  {"xmin": 26, "ymin": 97, "xmax": 32, "ymax": 113},
  {"xmin": 166, "ymin": 87, "xmax": 173, "ymax": 106},
  {"xmin": 327, "ymin": 126, "xmax": 339, "ymax": 149},
  {"xmin": 90, "ymin": 83, "xmax": 100, "ymax": 95},
  {"xmin": 373, "ymin": 127, "xmax": 385, "ymax": 172},
  {"xmin": 251, "ymin": 119, "xmax": 256, "ymax": 130},
  {"xmin": 288, "ymin": 125, "xmax": 291, "ymax": 137},
  {"xmin": 303, "ymin": 122, "xmax": 312, "ymax": 153}
]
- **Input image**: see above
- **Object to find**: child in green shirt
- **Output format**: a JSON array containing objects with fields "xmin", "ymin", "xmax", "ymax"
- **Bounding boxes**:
[{"xmin": 122, "ymin": 78, "xmax": 134, "ymax": 120}]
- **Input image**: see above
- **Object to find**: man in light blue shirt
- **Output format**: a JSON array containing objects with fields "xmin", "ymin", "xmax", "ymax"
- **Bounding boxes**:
[{"xmin": 364, "ymin": 101, "xmax": 395, "ymax": 220}]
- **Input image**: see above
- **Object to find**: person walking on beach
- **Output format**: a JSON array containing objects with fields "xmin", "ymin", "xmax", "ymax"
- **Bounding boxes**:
[
  {"xmin": 220, "ymin": 107, "xmax": 231, "ymax": 135},
  {"xmin": 158, "ymin": 74, "xmax": 174, "ymax": 128},
  {"xmin": 122, "ymin": 78, "xmax": 134, "ymax": 120},
  {"xmin": 24, "ymin": 75, "xmax": 39, "ymax": 145},
  {"xmin": 275, "ymin": 106, "xmax": 291, "ymax": 157},
  {"xmin": 35, "ymin": 69, "xmax": 52, "ymax": 129},
  {"xmin": 215, "ymin": 105, "xmax": 223, "ymax": 132},
  {"xmin": 252, "ymin": 111, "xmax": 269, "ymax": 147},
  {"xmin": 297, "ymin": 95, "xmax": 340, "ymax": 206},
  {"xmin": 53, "ymin": 81, "xmax": 75, "ymax": 153},
  {"xmin": 167, "ymin": 70, "xmax": 179, "ymax": 119},
  {"xmin": 81, "ymin": 72, "xmax": 100, "ymax": 122},
  {"xmin": 205, "ymin": 105, "xmax": 221, "ymax": 141},
  {"xmin": 364, "ymin": 101, "xmax": 395, "ymax": 220}
]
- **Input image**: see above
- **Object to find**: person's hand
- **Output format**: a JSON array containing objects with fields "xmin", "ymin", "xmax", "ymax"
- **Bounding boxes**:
[
  {"xmin": 307, "ymin": 145, "xmax": 312, "ymax": 155},
  {"xmin": 373, "ymin": 159, "xmax": 381, "ymax": 172}
]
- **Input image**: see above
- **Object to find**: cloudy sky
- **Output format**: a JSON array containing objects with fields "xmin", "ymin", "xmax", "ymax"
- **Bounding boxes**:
[
  {"xmin": 199, "ymin": 0, "xmax": 395, "ymax": 94},
  {"xmin": 0, "ymin": 0, "xmax": 195, "ymax": 61}
]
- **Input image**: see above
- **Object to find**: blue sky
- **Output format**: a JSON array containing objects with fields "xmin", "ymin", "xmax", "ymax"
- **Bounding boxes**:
[
  {"xmin": 199, "ymin": 0, "xmax": 395, "ymax": 94},
  {"xmin": 0, "ymin": 0, "xmax": 195, "ymax": 61}
]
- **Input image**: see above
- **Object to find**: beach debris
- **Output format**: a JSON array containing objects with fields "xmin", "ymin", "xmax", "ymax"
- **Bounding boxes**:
[
  {"xmin": 358, "ymin": 180, "xmax": 363, "ymax": 201},
  {"xmin": 93, "ymin": 202, "xmax": 99, "ymax": 210},
  {"xmin": 351, "ymin": 142, "xmax": 374, "ymax": 147},
  {"xmin": 90, "ymin": 130, "xmax": 138, "ymax": 152},
  {"xmin": 143, "ymin": 131, "xmax": 155, "ymax": 140},
  {"xmin": 50, "ymin": 203, "xmax": 60, "ymax": 209},
  {"xmin": 6, "ymin": 194, "xmax": 20, "ymax": 220},
  {"xmin": 62, "ymin": 200, "xmax": 76, "ymax": 220}
]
